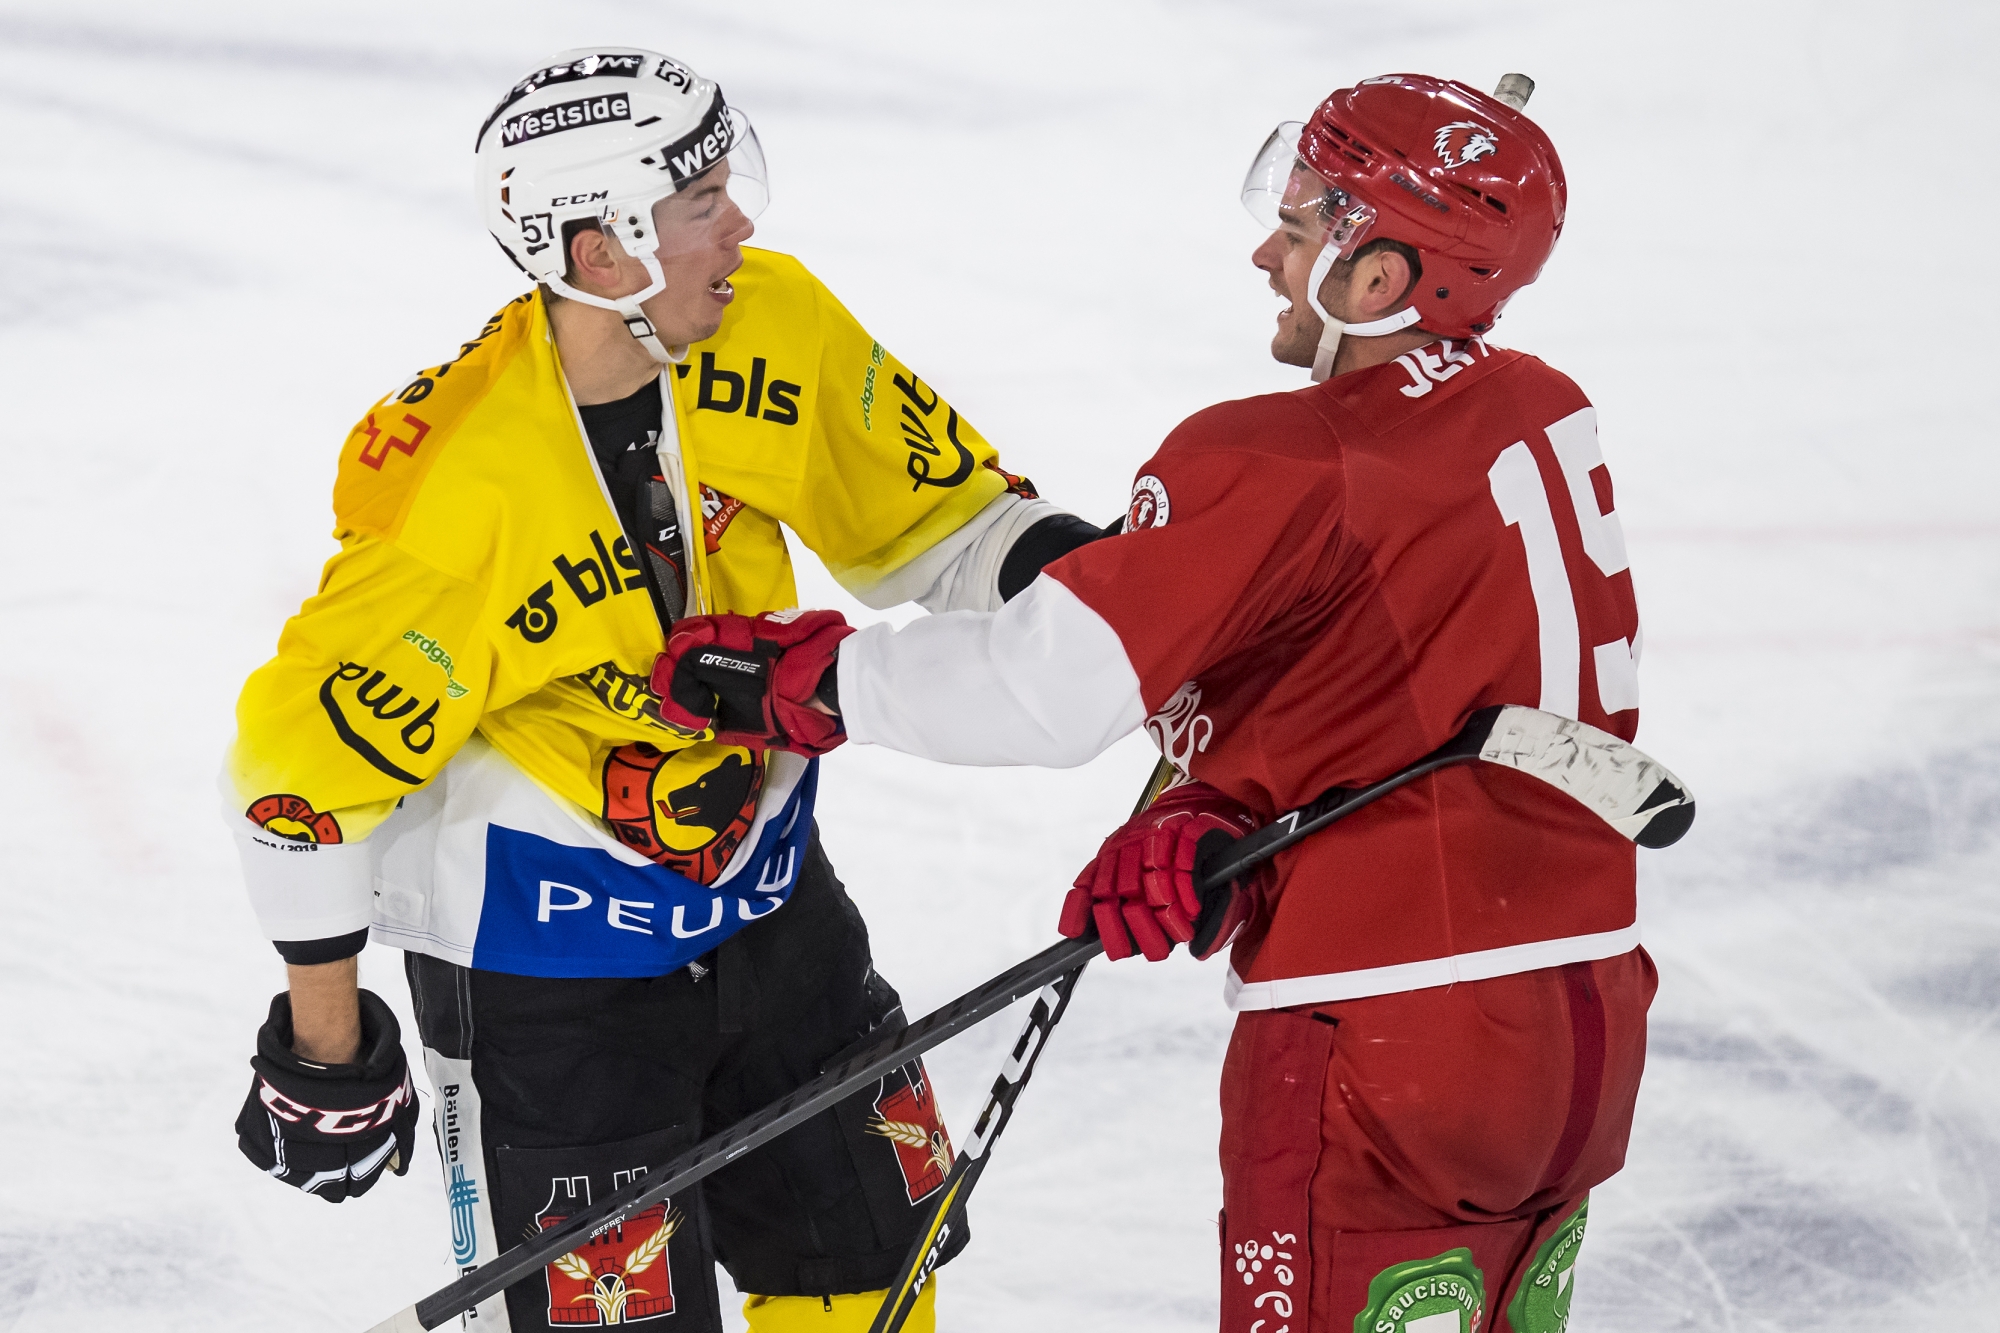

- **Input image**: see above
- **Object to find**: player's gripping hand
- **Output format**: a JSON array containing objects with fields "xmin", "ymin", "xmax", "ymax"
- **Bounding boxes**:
[
  {"xmin": 651, "ymin": 609, "xmax": 854, "ymax": 756},
  {"xmin": 235, "ymin": 989, "xmax": 418, "ymax": 1202},
  {"xmin": 1060, "ymin": 781, "xmax": 1265, "ymax": 962}
]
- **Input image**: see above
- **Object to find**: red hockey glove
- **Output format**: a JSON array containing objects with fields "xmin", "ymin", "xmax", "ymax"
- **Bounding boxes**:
[
  {"xmin": 1059, "ymin": 780, "xmax": 1265, "ymax": 962},
  {"xmin": 651, "ymin": 609, "xmax": 854, "ymax": 756}
]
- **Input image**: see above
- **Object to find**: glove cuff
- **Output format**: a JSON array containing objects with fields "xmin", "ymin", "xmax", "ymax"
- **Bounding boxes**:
[{"xmin": 255, "ymin": 989, "xmax": 405, "ymax": 1082}]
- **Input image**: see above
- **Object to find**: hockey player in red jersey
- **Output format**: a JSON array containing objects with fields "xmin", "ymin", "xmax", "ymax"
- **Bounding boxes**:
[{"xmin": 654, "ymin": 74, "xmax": 1652, "ymax": 1333}]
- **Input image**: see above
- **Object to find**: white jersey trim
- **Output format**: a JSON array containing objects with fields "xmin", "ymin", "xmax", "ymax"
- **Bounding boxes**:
[
  {"xmin": 844, "ymin": 492, "xmax": 1066, "ymax": 613},
  {"xmin": 840, "ymin": 572, "xmax": 1145, "ymax": 768},
  {"xmin": 227, "ymin": 736, "xmax": 809, "ymax": 959},
  {"xmin": 1222, "ymin": 924, "xmax": 1642, "ymax": 1010},
  {"xmin": 226, "ymin": 776, "xmax": 377, "ymax": 941}
]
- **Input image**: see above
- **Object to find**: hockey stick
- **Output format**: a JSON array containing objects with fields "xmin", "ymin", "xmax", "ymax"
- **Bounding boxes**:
[
  {"xmin": 857, "ymin": 704, "xmax": 1691, "ymax": 1333},
  {"xmin": 861, "ymin": 757, "xmax": 1177, "ymax": 1333},
  {"xmin": 365, "ymin": 707, "xmax": 1687, "ymax": 1330},
  {"xmin": 366, "ymin": 935, "xmax": 1105, "ymax": 1330}
]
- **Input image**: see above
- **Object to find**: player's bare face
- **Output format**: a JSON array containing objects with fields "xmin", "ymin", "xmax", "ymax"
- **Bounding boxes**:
[
  {"xmin": 1254, "ymin": 201, "xmax": 1343, "ymax": 368},
  {"xmin": 638, "ymin": 163, "xmax": 755, "ymax": 347}
]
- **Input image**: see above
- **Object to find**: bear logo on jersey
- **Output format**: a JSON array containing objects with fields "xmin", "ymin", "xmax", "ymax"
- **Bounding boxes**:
[
  {"xmin": 1127, "ymin": 474, "xmax": 1170, "ymax": 530},
  {"xmin": 601, "ymin": 742, "xmax": 763, "ymax": 884},
  {"xmin": 1433, "ymin": 120, "xmax": 1501, "ymax": 170}
]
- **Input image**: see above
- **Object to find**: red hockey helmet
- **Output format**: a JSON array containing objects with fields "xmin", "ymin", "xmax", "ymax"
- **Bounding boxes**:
[{"xmin": 1244, "ymin": 74, "xmax": 1567, "ymax": 339}]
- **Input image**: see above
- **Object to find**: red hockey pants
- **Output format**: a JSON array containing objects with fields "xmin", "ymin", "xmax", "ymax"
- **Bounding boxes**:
[{"xmin": 1217, "ymin": 948, "xmax": 1655, "ymax": 1333}]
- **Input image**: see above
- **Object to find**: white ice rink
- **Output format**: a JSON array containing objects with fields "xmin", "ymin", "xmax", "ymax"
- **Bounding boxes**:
[{"xmin": 3, "ymin": 2, "xmax": 1997, "ymax": 1329}]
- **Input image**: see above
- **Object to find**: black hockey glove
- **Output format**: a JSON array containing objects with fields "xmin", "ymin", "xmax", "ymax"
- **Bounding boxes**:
[{"xmin": 235, "ymin": 988, "xmax": 418, "ymax": 1202}]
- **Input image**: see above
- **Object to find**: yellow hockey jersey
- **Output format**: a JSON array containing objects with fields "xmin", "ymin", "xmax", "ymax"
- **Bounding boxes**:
[{"xmin": 228, "ymin": 248, "xmax": 1034, "ymax": 955}]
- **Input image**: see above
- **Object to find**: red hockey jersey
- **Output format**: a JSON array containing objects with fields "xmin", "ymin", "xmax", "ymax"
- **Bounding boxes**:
[{"xmin": 840, "ymin": 337, "xmax": 1643, "ymax": 1007}]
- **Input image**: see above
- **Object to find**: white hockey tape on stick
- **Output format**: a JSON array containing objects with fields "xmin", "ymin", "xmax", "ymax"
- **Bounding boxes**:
[{"xmin": 1478, "ymin": 705, "xmax": 1695, "ymax": 849}]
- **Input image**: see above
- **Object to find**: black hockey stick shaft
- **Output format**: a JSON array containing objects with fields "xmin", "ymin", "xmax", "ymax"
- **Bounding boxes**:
[
  {"xmin": 1196, "ymin": 706, "xmax": 1502, "ymax": 890},
  {"xmin": 374, "ymin": 717, "xmax": 1510, "ymax": 1331},
  {"xmin": 865, "ymin": 961, "xmax": 1090, "ymax": 1333},
  {"xmin": 863, "ymin": 758, "xmax": 1176, "ymax": 1333},
  {"xmin": 859, "ymin": 723, "xmax": 1507, "ymax": 1333},
  {"xmin": 379, "ymin": 935, "xmax": 1103, "ymax": 1330}
]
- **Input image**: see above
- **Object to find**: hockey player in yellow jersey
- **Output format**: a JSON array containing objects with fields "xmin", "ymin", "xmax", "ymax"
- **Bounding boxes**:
[{"xmin": 225, "ymin": 48, "xmax": 1106, "ymax": 1333}]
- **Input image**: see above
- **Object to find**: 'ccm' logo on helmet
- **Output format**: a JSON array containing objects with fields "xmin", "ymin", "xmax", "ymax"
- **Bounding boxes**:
[{"xmin": 501, "ymin": 94, "xmax": 632, "ymax": 147}]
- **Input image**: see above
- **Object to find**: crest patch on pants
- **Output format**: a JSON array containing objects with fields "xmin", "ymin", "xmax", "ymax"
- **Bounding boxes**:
[
  {"xmin": 536, "ymin": 1172, "xmax": 680, "ymax": 1325},
  {"xmin": 1355, "ymin": 1248, "xmax": 1486, "ymax": 1333},
  {"xmin": 866, "ymin": 1061, "xmax": 952, "ymax": 1203},
  {"xmin": 1506, "ymin": 1201, "xmax": 1586, "ymax": 1333}
]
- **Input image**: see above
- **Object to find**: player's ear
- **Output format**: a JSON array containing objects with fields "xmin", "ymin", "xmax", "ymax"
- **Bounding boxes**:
[
  {"xmin": 1362, "ymin": 249, "xmax": 1416, "ymax": 319},
  {"xmin": 566, "ymin": 224, "xmax": 621, "ymax": 291}
]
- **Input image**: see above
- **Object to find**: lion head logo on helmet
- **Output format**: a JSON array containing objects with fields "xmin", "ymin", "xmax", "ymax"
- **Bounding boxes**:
[{"xmin": 1433, "ymin": 120, "xmax": 1501, "ymax": 169}]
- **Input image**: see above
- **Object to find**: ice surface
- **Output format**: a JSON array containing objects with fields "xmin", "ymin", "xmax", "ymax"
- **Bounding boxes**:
[{"xmin": 1, "ymin": 1, "xmax": 1997, "ymax": 1329}]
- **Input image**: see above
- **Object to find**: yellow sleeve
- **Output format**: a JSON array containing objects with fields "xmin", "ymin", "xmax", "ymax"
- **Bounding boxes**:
[
  {"xmin": 782, "ymin": 274, "xmax": 1019, "ymax": 599},
  {"xmin": 229, "ymin": 534, "xmax": 492, "ymax": 840},
  {"xmin": 225, "ymin": 533, "xmax": 493, "ymax": 941}
]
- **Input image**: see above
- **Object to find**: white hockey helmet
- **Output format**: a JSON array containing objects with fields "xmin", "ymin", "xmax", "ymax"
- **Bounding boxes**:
[{"xmin": 474, "ymin": 47, "xmax": 769, "ymax": 362}]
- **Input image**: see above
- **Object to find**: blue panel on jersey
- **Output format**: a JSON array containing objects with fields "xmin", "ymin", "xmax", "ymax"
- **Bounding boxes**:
[{"xmin": 470, "ymin": 760, "xmax": 817, "ymax": 978}]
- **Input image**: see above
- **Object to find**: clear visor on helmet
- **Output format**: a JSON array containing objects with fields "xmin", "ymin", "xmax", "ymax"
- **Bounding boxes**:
[
  {"xmin": 605, "ymin": 106, "xmax": 770, "ymax": 259},
  {"xmin": 1241, "ymin": 121, "xmax": 1377, "ymax": 261},
  {"xmin": 714, "ymin": 105, "xmax": 768, "ymax": 219}
]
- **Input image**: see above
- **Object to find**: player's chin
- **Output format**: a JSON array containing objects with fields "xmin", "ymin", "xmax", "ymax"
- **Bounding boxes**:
[
  {"xmin": 683, "ymin": 304, "xmax": 728, "ymax": 346},
  {"xmin": 1270, "ymin": 328, "xmax": 1315, "ymax": 369}
]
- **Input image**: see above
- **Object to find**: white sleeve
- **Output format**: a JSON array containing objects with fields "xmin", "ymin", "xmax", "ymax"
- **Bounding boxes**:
[
  {"xmin": 222, "ymin": 777, "xmax": 376, "ymax": 942},
  {"xmin": 838, "ymin": 574, "xmax": 1146, "ymax": 767},
  {"xmin": 842, "ymin": 493, "xmax": 1068, "ymax": 613}
]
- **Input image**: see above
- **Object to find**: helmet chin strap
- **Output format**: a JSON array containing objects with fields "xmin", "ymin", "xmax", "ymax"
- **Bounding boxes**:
[
  {"xmin": 1302, "ymin": 242, "xmax": 1422, "ymax": 382},
  {"xmin": 543, "ymin": 250, "xmax": 687, "ymax": 365}
]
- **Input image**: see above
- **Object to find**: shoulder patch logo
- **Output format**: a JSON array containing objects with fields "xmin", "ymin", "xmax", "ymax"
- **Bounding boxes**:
[
  {"xmin": 1433, "ymin": 120, "xmax": 1500, "ymax": 170},
  {"xmin": 246, "ymin": 794, "xmax": 342, "ymax": 845},
  {"xmin": 1127, "ymin": 474, "xmax": 1170, "ymax": 530},
  {"xmin": 356, "ymin": 412, "xmax": 431, "ymax": 471}
]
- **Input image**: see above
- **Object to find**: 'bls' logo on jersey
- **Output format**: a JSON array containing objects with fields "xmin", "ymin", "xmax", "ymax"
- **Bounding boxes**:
[
  {"xmin": 681, "ymin": 352, "xmax": 801, "ymax": 425},
  {"xmin": 505, "ymin": 530, "xmax": 649, "ymax": 644}
]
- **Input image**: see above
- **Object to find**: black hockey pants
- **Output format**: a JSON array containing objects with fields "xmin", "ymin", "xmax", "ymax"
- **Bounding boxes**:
[{"xmin": 405, "ymin": 832, "xmax": 967, "ymax": 1331}]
